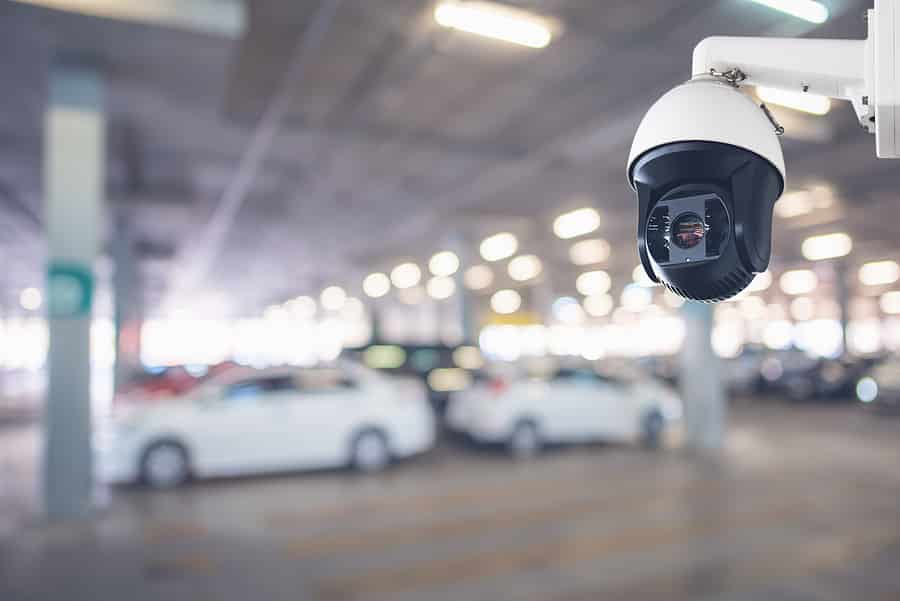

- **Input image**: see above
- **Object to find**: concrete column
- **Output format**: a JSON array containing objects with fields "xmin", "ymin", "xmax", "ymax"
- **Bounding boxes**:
[
  {"xmin": 834, "ymin": 261, "xmax": 850, "ymax": 356},
  {"xmin": 43, "ymin": 58, "xmax": 104, "ymax": 519},
  {"xmin": 112, "ymin": 213, "xmax": 142, "ymax": 396},
  {"xmin": 446, "ymin": 235, "xmax": 477, "ymax": 345},
  {"xmin": 679, "ymin": 302, "xmax": 726, "ymax": 451}
]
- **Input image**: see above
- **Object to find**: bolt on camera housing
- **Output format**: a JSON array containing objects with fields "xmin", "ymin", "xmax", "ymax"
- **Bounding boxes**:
[{"xmin": 627, "ymin": 0, "xmax": 900, "ymax": 302}]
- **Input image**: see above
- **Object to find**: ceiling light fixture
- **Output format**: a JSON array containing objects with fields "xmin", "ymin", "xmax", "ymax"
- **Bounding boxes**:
[
  {"xmin": 553, "ymin": 207, "xmax": 601, "ymax": 239},
  {"xmin": 747, "ymin": 0, "xmax": 829, "ymax": 24},
  {"xmin": 508, "ymin": 255, "xmax": 543, "ymax": 282},
  {"xmin": 757, "ymin": 86, "xmax": 831, "ymax": 115},
  {"xmin": 859, "ymin": 260, "xmax": 900, "ymax": 287},
  {"xmin": 427, "ymin": 276, "xmax": 456, "ymax": 300},
  {"xmin": 433, "ymin": 1, "xmax": 556, "ymax": 49},
  {"xmin": 569, "ymin": 238, "xmax": 610, "ymax": 265},
  {"xmin": 428, "ymin": 251, "xmax": 460, "ymax": 277},
  {"xmin": 464, "ymin": 265, "xmax": 494, "ymax": 290},
  {"xmin": 480, "ymin": 232, "xmax": 518, "ymax": 262},
  {"xmin": 391, "ymin": 263, "xmax": 422, "ymax": 289},
  {"xmin": 575, "ymin": 270, "xmax": 611, "ymax": 296},
  {"xmin": 801, "ymin": 232, "xmax": 853, "ymax": 261},
  {"xmin": 363, "ymin": 273, "xmax": 391, "ymax": 298},
  {"xmin": 491, "ymin": 289, "xmax": 522, "ymax": 314},
  {"xmin": 779, "ymin": 269, "xmax": 818, "ymax": 295}
]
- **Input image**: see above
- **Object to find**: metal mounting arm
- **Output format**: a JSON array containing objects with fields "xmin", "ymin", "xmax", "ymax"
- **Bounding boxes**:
[{"xmin": 689, "ymin": 0, "xmax": 900, "ymax": 158}]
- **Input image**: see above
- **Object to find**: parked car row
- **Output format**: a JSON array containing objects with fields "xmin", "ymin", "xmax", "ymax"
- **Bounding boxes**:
[{"xmin": 95, "ymin": 359, "xmax": 684, "ymax": 488}]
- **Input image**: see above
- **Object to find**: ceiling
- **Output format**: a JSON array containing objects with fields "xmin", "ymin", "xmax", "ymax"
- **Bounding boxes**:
[{"xmin": 0, "ymin": 0, "xmax": 895, "ymax": 320}]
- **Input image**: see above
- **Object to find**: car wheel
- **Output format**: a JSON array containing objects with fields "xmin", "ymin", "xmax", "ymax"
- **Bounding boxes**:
[
  {"xmin": 141, "ymin": 441, "xmax": 190, "ymax": 489},
  {"xmin": 786, "ymin": 378, "xmax": 814, "ymax": 402},
  {"xmin": 508, "ymin": 421, "xmax": 541, "ymax": 459},
  {"xmin": 351, "ymin": 430, "xmax": 391, "ymax": 473},
  {"xmin": 641, "ymin": 409, "xmax": 665, "ymax": 449}
]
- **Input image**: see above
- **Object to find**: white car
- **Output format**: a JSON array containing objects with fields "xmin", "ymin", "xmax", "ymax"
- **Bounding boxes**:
[
  {"xmin": 94, "ymin": 362, "xmax": 435, "ymax": 488},
  {"xmin": 446, "ymin": 367, "xmax": 682, "ymax": 456}
]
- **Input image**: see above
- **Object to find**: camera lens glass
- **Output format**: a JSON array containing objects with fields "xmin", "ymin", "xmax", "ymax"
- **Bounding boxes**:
[{"xmin": 671, "ymin": 212, "xmax": 705, "ymax": 249}]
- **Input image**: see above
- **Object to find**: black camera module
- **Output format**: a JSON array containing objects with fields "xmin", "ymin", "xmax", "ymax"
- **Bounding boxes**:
[{"xmin": 629, "ymin": 141, "xmax": 784, "ymax": 302}]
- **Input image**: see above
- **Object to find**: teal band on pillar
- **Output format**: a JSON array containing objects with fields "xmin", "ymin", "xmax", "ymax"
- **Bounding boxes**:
[{"xmin": 47, "ymin": 261, "xmax": 94, "ymax": 319}]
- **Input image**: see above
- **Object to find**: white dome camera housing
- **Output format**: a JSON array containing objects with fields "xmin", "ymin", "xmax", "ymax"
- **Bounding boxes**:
[
  {"xmin": 628, "ymin": 78, "xmax": 785, "ymax": 302},
  {"xmin": 628, "ymin": 0, "xmax": 900, "ymax": 302}
]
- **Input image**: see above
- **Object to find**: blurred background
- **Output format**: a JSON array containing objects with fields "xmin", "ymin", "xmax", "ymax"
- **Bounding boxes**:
[{"xmin": 2, "ymin": 0, "xmax": 900, "ymax": 599}]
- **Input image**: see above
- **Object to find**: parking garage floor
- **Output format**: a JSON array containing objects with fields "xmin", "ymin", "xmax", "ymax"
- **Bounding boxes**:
[{"xmin": 2, "ymin": 401, "xmax": 900, "ymax": 601}]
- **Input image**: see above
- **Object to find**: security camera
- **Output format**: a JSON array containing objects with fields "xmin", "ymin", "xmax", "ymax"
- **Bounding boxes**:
[{"xmin": 627, "ymin": 0, "xmax": 900, "ymax": 302}]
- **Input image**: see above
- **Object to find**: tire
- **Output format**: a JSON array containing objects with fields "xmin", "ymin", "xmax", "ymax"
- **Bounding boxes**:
[
  {"xmin": 507, "ymin": 420, "xmax": 541, "ymax": 459},
  {"xmin": 140, "ymin": 441, "xmax": 190, "ymax": 489},
  {"xmin": 786, "ymin": 378, "xmax": 814, "ymax": 402},
  {"xmin": 641, "ymin": 410, "xmax": 665, "ymax": 449},
  {"xmin": 350, "ymin": 430, "xmax": 391, "ymax": 473}
]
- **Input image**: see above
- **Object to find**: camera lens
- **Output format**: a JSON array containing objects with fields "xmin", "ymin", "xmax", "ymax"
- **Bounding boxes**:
[{"xmin": 671, "ymin": 212, "xmax": 705, "ymax": 249}]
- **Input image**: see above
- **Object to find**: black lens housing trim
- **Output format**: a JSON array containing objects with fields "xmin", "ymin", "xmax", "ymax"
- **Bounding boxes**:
[{"xmin": 630, "ymin": 141, "xmax": 784, "ymax": 302}]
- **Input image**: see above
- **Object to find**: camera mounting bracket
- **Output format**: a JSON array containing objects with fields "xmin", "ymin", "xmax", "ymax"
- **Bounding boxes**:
[{"xmin": 690, "ymin": 0, "xmax": 900, "ymax": 158}]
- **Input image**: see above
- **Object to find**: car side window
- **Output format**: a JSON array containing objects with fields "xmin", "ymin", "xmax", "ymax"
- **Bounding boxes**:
[
  {"xmin": 296, "ymin": 369, "xmax": 357, "ymax": 394},
  {"xmin": 223, "ymin": 376, "xmax": 297, "ymax": 402},
  {"xmin": 552, "ymin": 368, "xmax": 599, "ymax": 385}
]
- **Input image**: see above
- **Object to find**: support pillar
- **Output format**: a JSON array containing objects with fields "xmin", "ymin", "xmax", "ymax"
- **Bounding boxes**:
[
  {"xmin": 679, "ymin": 302, "xmax": 726, "ymax": 451},
  {"xmin": 112, "ymin": 213, "xmax": 142, "ymax": 397},
  {"xmin": 43, "ymin": 59, "xmax": 104, "ymax": 519},
  {"xmin": 835, "ymin": 261, "xmax": 850, "ymax": 356}
]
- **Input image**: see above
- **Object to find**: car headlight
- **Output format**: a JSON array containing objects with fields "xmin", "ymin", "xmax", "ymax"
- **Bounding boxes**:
[{"xmin": 856, "ymin": 377, "xmax": 878, "ymax": 403}]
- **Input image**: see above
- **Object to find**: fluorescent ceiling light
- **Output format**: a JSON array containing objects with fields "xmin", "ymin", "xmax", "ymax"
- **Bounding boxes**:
[
  {"xmin": 880, "ymin": 291, "xmax": 900, "ymax": 314},
  {"xmin": 429, "ymin": 251, "xmax": 460, "ymax": 277},
  {"xmin": 576, "ymin": 270, "xmax": 611, "ymax": 296},
  {"xmin": 553, "ymin": 207, "xmax": 601, "ymax": 239},
  {"xmin": 12, "ymin": 0, "xmax": 245, "ymax": 38},
  {"xmin": 747, "ymin": 0, "xmax": 829, "ymax": 24},
  {"xmin": 508, "ymin": 255, "xmax": 543, "ymax": 282},
  {"xmin": 569, "ymin": 238, "xmax": 610, "ymax": 265},
  {"xmin": 480, "ymin": 232, "xmax": 518, "ymax": 262},
  {"xmin": 464, "ymin": 265, "xmax": 494, "ymax": 290},
  {"xmin": 801, "ymin": 232, "xmax": 852, "ymax": 261},
  {"xmin": 320, "ymin": 286, "xmax": 347, "ymax": 311},
  {"xmin": 426, "ymin": 276, "xmax": 456, "ymax": 300},
  {"xmin": 779, "ymin": 269, "xmax": 818, "ymax": 295},
  {"xmin": 859, "ymin": 260, "xmax": 900, "ymax": 287},
  {"xmin": 757, "ymin": 86, "xmax": 830, "ymax": 115},
  {"xmin": 433, "ymin": 1, "xmax": 556, "ymax": 49},
  {"xmin": 775, "ymin": 186, "xmax": 834, "ymax": 219},
  {"xmin": 391, "ymin": 263, "xmax": 422, "ymax": 289},
  {"xmin": 491, "ymin": 289, "xmax": 521, "ymax": 314},
  {"xmin": 363, "ymin": 273, "xmax": 391, "ymax": 298},
  {"xmin": 583, "ymin": 294, "xmax": 613, "ymax": 317}
]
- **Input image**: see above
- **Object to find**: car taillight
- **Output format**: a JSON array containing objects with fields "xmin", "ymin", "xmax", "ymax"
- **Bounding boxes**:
[{"xmin": 488, "ymin": 377, "xmax": 508, "ymax": 396}]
